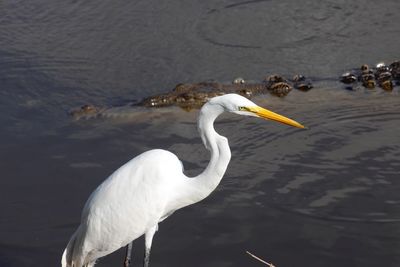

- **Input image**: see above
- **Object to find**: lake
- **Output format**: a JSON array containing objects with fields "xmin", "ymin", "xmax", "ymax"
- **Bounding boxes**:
[{"xmin": 0, "ymin": 0, "xmax": 399, "ymax": 266}]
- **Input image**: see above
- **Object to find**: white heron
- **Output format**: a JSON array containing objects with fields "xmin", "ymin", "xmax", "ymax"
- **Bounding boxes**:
[{"xmin": 61, "ymin": 94, "xmax": 305, "ymax": 267}]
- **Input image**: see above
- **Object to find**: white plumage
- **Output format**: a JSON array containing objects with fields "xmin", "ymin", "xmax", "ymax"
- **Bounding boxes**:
[{"xmin": 62, "ymin": 94, "xmax": 304, "ymax": 267}]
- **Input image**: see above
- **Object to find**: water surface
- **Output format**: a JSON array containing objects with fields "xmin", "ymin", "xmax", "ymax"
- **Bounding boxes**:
[{"xmin": 1, "ymin": 0, "xmax": 399, "ymax": 266}]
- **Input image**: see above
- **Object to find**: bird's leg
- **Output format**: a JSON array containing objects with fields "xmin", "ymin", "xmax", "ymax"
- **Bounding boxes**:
[
  {"xmin": 143, "ymin": 225, "xmax": 158, "ymax": 267},
  {"xmin": 143, "ymin": 248, "xmax": 150, "ymax": 267},
  {"xmin": 124, "ymin": 242, "xmax": 133, "ymax": 267}
]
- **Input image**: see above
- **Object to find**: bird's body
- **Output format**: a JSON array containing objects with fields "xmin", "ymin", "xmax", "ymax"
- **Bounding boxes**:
[
  {"xmin": 62, "ymin": 94, "xmax": 304, "ymax": 267},
  {"xmin": 62, "ymin": 150, "xmax": 186, "ymax": 266}
]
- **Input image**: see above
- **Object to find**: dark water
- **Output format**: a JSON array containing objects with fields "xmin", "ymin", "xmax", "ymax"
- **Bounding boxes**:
[{"xmin": 1, "ymin": 0, "xmax": 400, "ymax": 266}]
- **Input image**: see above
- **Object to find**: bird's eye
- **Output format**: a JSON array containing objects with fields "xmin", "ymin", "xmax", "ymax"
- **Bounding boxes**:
[{"xmin": 238, "ymin": 106, "xmax": 250, "ymax": 111}]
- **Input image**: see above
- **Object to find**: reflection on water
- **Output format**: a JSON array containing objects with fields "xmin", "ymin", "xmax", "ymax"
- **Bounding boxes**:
[{"xmin": 1, "ymin": 0, "xmax": 400, "ymax": 266}]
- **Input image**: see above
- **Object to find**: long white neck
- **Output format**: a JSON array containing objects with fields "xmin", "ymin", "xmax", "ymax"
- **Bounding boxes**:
[{"xmin": 184, "ymin": 102, "xmax": 232, "ymax": 205}]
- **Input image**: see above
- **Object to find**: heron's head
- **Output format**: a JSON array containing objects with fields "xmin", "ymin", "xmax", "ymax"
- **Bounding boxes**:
[{"xmin": 209, "ymin": 94, "xmax": 305, "ymax": 129}]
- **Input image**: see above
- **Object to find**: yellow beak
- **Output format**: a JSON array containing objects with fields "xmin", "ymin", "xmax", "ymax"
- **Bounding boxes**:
[{"xmin": 247, "ymin": 106, "xmax": 306, "ymax": 129}]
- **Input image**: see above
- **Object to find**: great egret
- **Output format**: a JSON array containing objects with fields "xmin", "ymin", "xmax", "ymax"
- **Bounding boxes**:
[{"xmin": 61, "ymin": 94, "xmax": 305, "ymax": 267}]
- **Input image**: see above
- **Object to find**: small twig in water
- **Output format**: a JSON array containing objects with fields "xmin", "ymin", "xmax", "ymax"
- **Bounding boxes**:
[{"xmin": 246, "ymin": 251, "xmax": 276, "ymax": 267}]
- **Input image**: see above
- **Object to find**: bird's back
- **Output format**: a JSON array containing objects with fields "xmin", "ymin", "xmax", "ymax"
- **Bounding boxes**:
[{"xmin": 62, "ymin": 149, "xmax": 184, "ymax": 266}]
